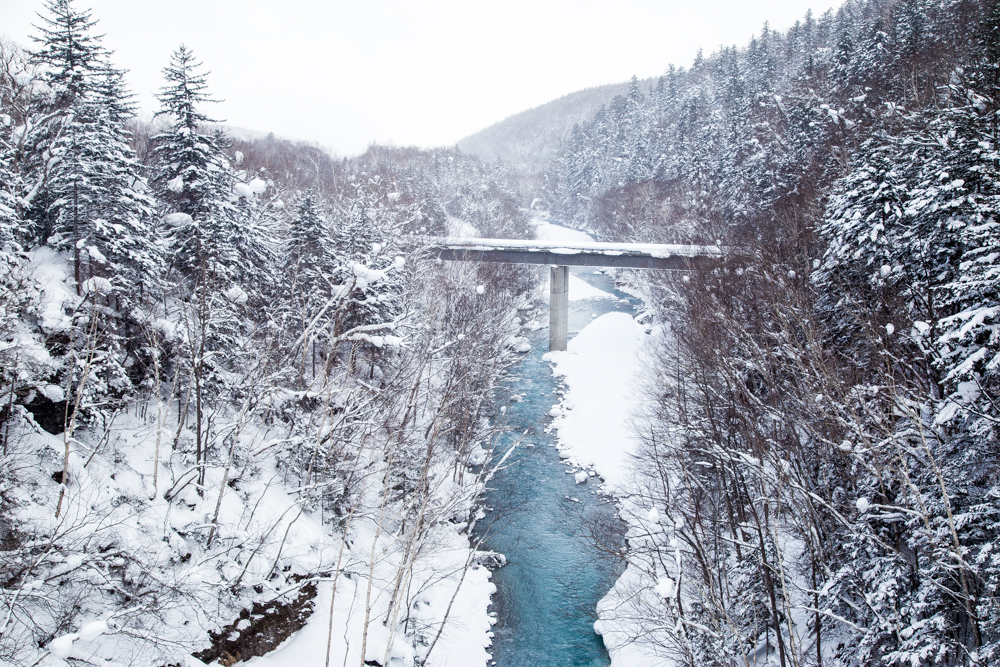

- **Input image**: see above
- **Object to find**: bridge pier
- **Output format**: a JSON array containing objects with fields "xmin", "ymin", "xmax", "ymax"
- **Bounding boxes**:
[{"xmin": 549, "ymin": 266, "xmax": 568, "ymax": 352}]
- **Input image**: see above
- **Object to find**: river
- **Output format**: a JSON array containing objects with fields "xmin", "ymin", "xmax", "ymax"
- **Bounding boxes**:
[{"xmin": 477, "ymin": 266, "xmax": 639, "ymax": 667}]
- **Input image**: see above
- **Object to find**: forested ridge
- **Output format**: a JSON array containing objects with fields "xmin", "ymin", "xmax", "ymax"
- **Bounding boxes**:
[
  {"xmin": 0, "ymin": 2, "xmax": 538, "ymax": 665},
  {"xmin": 541, "ymin": 0, "xmax": 1000, "ymax": 665}
]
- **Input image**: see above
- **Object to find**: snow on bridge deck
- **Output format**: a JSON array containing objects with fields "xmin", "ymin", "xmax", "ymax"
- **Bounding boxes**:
[{"xmin": 418, "ymin": 237, "xmax": 724, "ymax": 270}]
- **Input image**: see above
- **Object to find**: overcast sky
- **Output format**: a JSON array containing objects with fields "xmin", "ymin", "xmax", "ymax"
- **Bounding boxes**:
[{"xmin": 1, "ymin": 0, "xmax": 841, "ymax": 157}]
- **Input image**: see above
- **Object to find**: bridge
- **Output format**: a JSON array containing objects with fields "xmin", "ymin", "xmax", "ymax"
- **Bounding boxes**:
[{"xmin": 419, "ymin": 237, "xmax": 724, "ymax": 351}]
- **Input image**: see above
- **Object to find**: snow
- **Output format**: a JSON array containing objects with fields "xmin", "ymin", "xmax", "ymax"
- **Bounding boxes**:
[
  {"xmin": 3, "ymin": 364, "xmax": 497, "ymax": 667},
  {"xmin": 82, "ymin": 276, "xmax": 113, "ymax": 295},
  {"xmin": 476, "ymin": 285, "xmax": 485, "ymax": 295},
  {"xmin": 574, "ymin": 471, "xmax": 588, "ymax": 484},
  {"xmin": 39, "ymin": 383, "xmax": 64, "ymax": 402},
  {"xmin": 506, "ymin": 336, "xmax": 532, "ymax": 353},
  {"xmin": 86, "ymin": 244, "xmax": 107, "ymax": 264},
  {"xmin": 225, "ymin": 285, "xmax": 249, "ymax": 305},
  {"xmin": 544, "ymin": 272, "xmax": 614, "ymax": 301},
  {"xmin": 244, "ymin": 534, "xmax": 496, "ymax": 667},
  {"xmin": 167, "ymin": 175, "xmax": 184, "ymax": 193},
  {"xmin": 856, "ymin": 497, "xmax": 870, "ymax": 513},
  {"xmin": 544, "ymin": 312, "xmax": 646, "ymax": 491},
  {"xmin": 163, "ymin": 212, "xmax": 193, "ymax": 227},
  {"xmin": 248, "ymin": 177, "xmax": 267, "ymax": 194},
  {"xmin": 32, "ymin": 247, "xmax": 74, "ymax": 331},
  {"xmin": 78, "ymin": 620, "xmax": 109, "ymax": 642},
  {"xmin": 48, "ymin": 633, "xmax": 78, "ymax": 659},
  {"xmin": 654, "ymin": 577, "xmax": 675, "ymax": 598},
  {"xmin": 352, "ymin": 263, "xmax": 387, "ymax": 289},
  {"xmin": 447, "ymin": 217, "xmax": 480, "ymax": 239},
  {"xmin": 234, "ymin": 182, "xmax": 255, "ymax": 198},
  {"xmin": 533, "ymin": 218, "xmax": 596, "ymax": 245}
]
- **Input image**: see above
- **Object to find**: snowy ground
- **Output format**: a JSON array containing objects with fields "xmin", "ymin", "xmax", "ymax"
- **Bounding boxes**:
[
  {"xmin": 4, "ymin": 247, "xmax": 504, "ymax": 667},
  {"xmin": 243, "ymin": 522, "xmax": 496, "ymax": 667},
  {"xmin": 543, "ymin": 313, "xmax": 645, "ymax": 491}
]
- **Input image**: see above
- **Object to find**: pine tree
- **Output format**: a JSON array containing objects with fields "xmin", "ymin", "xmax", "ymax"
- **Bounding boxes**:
[
  {"xmin": 28, "ymin": 1, "xmax": 159, "ymax": 299},
  {"xmin": 152, "ymin": 46, "xmax": 235, "ymax": 280},
  {"xmin": 0, "ymin": 119, "xmax": 19, "ymax": 253},
  {"xmin": 29, "ymin": 0, "xmax": 106, "ymax": 108},
  {"xmin": 87, "ymin": 61, "xmax": 161, "ymax": 299},
  {"xmin": 45, "ymin": 86, "xmax": 158, "ymax": 298},
  {"xmin": 329, "ymin": 175, "xmax": 405, "ymax": 333},
  {"xmin": 286, "ymin": 189, "xmax": 328, "ymax": 280}
]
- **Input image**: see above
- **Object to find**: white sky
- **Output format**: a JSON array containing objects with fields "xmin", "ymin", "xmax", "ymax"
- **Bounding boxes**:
[{"xmin": 0, "ymin": 0, "xmax": 841, "ymax": 157}]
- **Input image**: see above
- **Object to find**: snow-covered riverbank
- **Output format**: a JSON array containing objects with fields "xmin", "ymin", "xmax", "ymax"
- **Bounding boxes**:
[{"xmin": 533, "ymin": 219, "xmax": 669, "ymax": 667}]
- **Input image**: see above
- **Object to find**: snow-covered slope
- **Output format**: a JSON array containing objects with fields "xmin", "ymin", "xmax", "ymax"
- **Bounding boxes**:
[{"xmin": 456, "ymin": 80, "xmax": 653, "ymax": 174}]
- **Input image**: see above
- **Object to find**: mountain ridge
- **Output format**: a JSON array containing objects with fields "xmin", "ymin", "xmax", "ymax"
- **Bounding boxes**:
[{"xmin": 456, "ymin": 78, "xmax": 656, "ymax": 174}]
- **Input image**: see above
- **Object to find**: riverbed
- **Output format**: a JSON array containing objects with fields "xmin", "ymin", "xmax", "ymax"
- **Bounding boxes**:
[{"xmin": 478, "ymin": 266, "xmax": 640, "ymax": 667}]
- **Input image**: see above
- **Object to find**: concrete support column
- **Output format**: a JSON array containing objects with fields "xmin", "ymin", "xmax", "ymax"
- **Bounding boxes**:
[{"xmin": 549, "ymin": 265, "xmax": 568, "ymax": 352}]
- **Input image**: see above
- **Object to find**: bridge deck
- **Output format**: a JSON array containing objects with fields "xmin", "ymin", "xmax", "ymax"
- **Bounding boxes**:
[
  {"xmin": 414, "ymin": 236, "xmax": 726, "ymax": 351},
  {"xmin": 420, "ymin": 237, "xmax": 723, "ymax": 270}
]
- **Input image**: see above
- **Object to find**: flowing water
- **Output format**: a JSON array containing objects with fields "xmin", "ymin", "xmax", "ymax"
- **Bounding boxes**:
[{"xmin": 477, "ymin": 267, "xmax": 639, "ymax": 667}]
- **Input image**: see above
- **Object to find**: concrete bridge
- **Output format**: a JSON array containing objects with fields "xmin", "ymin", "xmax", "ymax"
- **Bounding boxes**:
[{"xmin": 420, "ymin": 237, "xmax": 724, "ymax": 351}]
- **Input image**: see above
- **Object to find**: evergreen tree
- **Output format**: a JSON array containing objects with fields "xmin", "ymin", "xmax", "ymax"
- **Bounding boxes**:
[
  {"xmin": 152, "ymin": 46, "xmax": 235, "ymax": 280},
  {"xmin": 329, "ymin": 175, "xmax": 406, "ymax": 333},
  {"xmin": 286, "ymin": 189, "xmax": 328, "ymax": 279},
  {"xmin": 0, "ymin": 119, "xmax": 19, "ymax": 253},
  {"xmin": 29, "ymin": 0, "xmax": 158, "ymax": 299},
  {"xmin": 45, "ymin": 85, "xmax": 158, "ymax": 297},
  {"xmin": 29, "ymin": 0, "xmax": 105, "ymax": 108}
]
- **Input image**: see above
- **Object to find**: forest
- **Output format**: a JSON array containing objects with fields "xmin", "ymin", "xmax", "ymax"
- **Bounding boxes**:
[{"xmin": 542, "ymin": 0, "xmax": 1000, "ymax": 665}]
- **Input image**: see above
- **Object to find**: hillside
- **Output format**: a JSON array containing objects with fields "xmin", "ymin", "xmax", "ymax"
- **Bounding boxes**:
[
  {"xmin": 544, "ymin": 1, "xmax": 1000, "ymax": 665},
  {"xmin": 456, "ymin": 79, "xmax": 653, "ymax": 174}
]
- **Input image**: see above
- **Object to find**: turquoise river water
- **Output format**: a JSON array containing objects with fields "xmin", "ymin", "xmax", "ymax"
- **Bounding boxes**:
[{"xmin": 476, "ymin": 267, "xmax": 639, "ymax": 667}]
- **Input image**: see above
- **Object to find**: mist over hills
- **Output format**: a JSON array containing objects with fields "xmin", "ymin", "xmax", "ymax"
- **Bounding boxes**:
[{"xmin": 457, "ymin": 78, "xmax": 655, "ymax": 174}]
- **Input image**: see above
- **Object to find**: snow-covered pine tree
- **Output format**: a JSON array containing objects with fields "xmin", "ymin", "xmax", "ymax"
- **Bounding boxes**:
[
  {"xmin": 29, "ymin": 0, "xmax": 104, "ymax": 108},
  {"xmin": 279, "ymin": 189, "xmax": 333, "ymax": 384},
  {"xmin": 28, "ymin": 0, "xmax": 159, "ymax": 301},
  {"xmin": 285, "ymin": 188, "xmax": 328, "ymax": 288},
  {"xmin": 154, "ymin": 51, "xmax": 275, "ymax": 299},
  {"xmin": 227, "ymin": 158, "xmax": 278, "ymax": 302},
  {"xmin": 19, "ymin": 1, "xmax": 161, "ymax": 416},
  {"xmin": 86, "ymin": 61, "xmax": 161, "ymax": 301},
  {"xmin": 45, "ymin": 87, "xmax": 159, "ymax": 299},
  {"xmin": 23, "ymin": 0, "xmax": 106, "ymax": 242},
  {"xmin": 0, "ymin": 114, "xmax": 19, "ymax": 254},
  {"xmin": 152, "ymin": 46, "xmax": 234, "ymax": 280}
]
